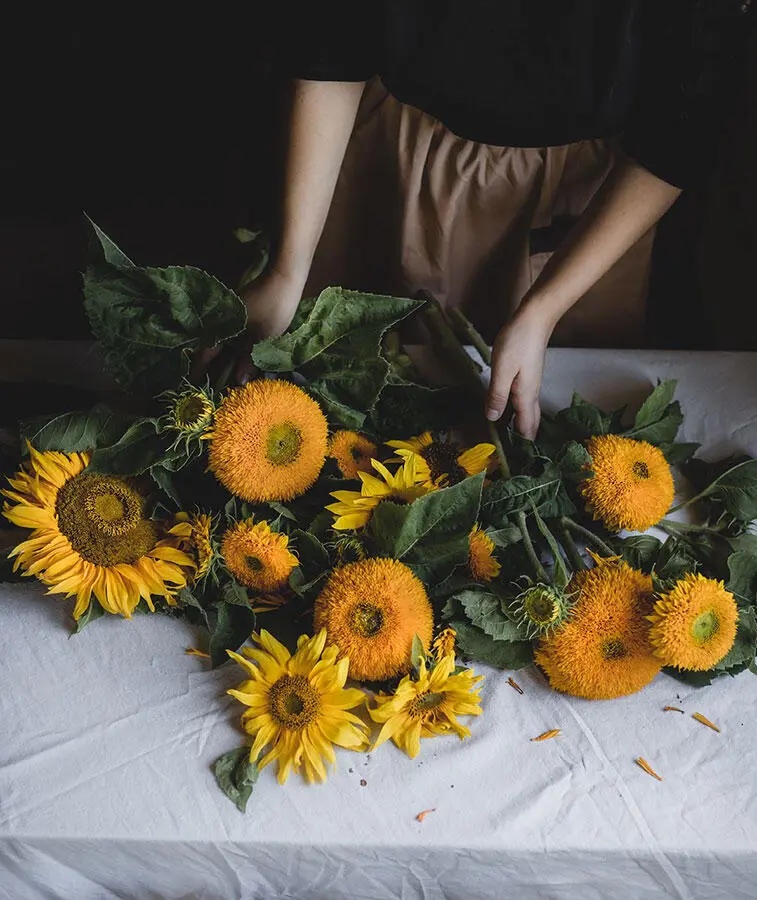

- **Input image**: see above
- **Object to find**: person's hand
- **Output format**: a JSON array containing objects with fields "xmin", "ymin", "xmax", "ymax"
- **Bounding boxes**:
[
  {"xmin": 191, "ymin": 267, "xmax": 305, "ymax": 384},
  {"xmin": 485, "ymin": 300, "xmax": 555, "ymax": 440}
]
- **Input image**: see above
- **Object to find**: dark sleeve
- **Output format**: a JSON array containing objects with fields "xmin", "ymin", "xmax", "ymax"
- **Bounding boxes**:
[
  {"xmin": 622, "ymin": 0, "xmax": 756, "ymax": 190},
  {"xmin": 279, "ymin": 3, "xmax": 382, "ymax": 82}
]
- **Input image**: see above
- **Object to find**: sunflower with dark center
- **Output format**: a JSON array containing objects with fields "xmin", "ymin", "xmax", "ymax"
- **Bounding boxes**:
[
  {"xmin": 159, "ymin": 384, "xmax": 215, "ymax": 449},
  {"xmin": 328, "ymin": 430, "xmax": 379, "ymax": 480},
  {"xmin": 386, "ymin": 431, "xmax": 495, "ymax": 489},
  {"xmin": 207, "ymin": 380, "xmax": 328, "ymax": 503},
  {"xmin": 220, "ymin": 519, "xmax": 298, "ymax": 592},
  {"xmin": 3, "ymin": 446, "xmax": 195, "ymax": 619}
]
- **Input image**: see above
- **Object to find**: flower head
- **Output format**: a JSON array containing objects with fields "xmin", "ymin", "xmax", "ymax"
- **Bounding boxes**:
[
  {"xmin": 432, "ymin": 626, "xmax": 458, "ymax": 661},
  {"xmin": 227, "ymin": 629, "xmax": 369, "ymax": 784},
  {"xmin": 3, "ymin": 446, "xmax": 194, "ymax": 619},
  {"xmin": 581, "ymin": 434, "xmax": 674, "ymax": 532},
  {"xmin": 328, "ymin": 430, "xmax": 379, "ymax": 480},
  {"xmin": 534, "ymin": 557, "xmax": 661, "ymax": 699},
  {"xmin": 369, "ymin": 652, "xmax": 483, "ymax": 758},
  {"xmin": 313, "ymin": 557, "xmax": 434, "ymax": 681},
  {"xmin": 221, "ymin": 519, "xmax": 298, "ymax": 592},
  {"xmin": 512, "ymin": 583, "xmax": 572, "ymax": 638},
  {"xmin": 326, "ymin": 457, "xmax": 432, "ymax": 531},
  {"xmin": 208, "ymin": 380, "xmax": 328, "ymax": 503},
  {"xmin": 159, "ymin": 384, "xmax": 215, "ymax": 449},
  {"xmin": 168, "ymin": 512, "xmax": 215, "ymax": 582},
  {"xmin": 468, "ymin": 525, "xmax": 501, "ymax": 582},
  {"xmin": 647, "ymin": 573, "xmax": 738, "ymax": 671},
  {"xmin": 387, "ymin": 432, "xmax": 494, "ymax": 489}
]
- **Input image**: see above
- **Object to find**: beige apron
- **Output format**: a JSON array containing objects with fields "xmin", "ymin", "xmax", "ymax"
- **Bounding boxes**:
[{"xmin": 305, "ymin": 80, "xmax": 654, "ymax": 347}]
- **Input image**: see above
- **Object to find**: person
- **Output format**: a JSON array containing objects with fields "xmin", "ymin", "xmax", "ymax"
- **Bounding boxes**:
[{"xmin": 203, "ymin": 0, "xmax": 754, "ymax": 438}]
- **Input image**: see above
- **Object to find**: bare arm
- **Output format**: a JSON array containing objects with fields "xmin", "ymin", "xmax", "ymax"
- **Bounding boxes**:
[{"xmin": 486, "ymin": 158, "xmax": 682, "ymax": 437}]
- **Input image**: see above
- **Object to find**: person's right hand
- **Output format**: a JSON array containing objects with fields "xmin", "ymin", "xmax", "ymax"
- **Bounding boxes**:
[{"xmin": 191, "ymin": 266, "xmax": 306, "ymax": 385}]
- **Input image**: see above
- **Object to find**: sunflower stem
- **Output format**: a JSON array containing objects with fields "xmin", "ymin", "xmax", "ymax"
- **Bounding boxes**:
[
  {"xmin": 447, "ymin": 308, "xmax": 492, "ymax": 367},
  {"xmin": 517, "ymin": 511, "xmax": 550, "ymax": 584},
  {"xmin": 554, "ymin": 519, "xmax": 587, "ymax": 572},
  {"xmin": 487, "ymin": 421, "xmax": 512, "ymax": 480},
  {"xmin": 560, "ymin": 517, "xmax": 615, "ymax": 559}
]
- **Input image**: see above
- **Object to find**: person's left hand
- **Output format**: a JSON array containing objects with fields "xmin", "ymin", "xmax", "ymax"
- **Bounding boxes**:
[{"xmin": 485, "ymin": 302, "xmax": 554, "ymax": 440}]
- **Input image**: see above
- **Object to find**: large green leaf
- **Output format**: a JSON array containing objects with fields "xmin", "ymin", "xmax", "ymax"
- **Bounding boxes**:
[
  {"xmin": 369, "ymin": 472, "xmax": 483, "ymax": 584},
  {"xmin": 700, "ymin": 458, "xmax": 757, "ymax": 522},
  {"xmin": 614, "ymin": 534, "xmax": 663, "ymax": 574},
  {"xmin": 629, "ymin": 380, "xmax": 677, "ymax": 431},
  {"xmin": 83, "ymin": 242, "xmax": 246, "ymax": 393},
  {"xmin": 86, "ymin": 418, "xmax": 165, "ymax": 476},
  {"xmin": 716, "ymin": 605, "xmax": 757, "ymax": 673},
  {"xmin": 251, "ymin": 287, "xmax": 422, "ymax": 371},
  {"xmin": 209, "ymin": 602, "xmax": 256, "ymax": 668},
  {"xmin": 450, "ymin": 619, "xmax": 533, "ymax": 670},
  {"xmin": 455, "ymin": 589, "xmax": 526, "ymax": 641},
  {"xmin": 624, "ymin": 401, "xmax": 683, "ymax": 446},
  {"xmin": 21, "ymin": 406, "xmax": 136, "ymax": 454},
  {"xmin": 727, "ymin": 552, "xmax": 757, "ymax": 605},
  {"xmin": 368, "ymin": 377, "xmax": 469, "ymax": 438},
  {"xmin": 212, "ymin": 747, "xmax": 259, "ymax": 813},
  {"xmin": 480, "ymin": 463, "xmax": 563, "ymax": 527},
  {"xmin": 86, "ymin": 213, "xmax": 135, "ymax": 268}
]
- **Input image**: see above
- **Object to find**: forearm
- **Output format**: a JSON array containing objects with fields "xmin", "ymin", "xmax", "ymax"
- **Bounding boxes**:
[
  {"xmin": 523, "ymin": 159, "xmax": 682, "ymax": 328},
  {"xmin": 274, "ymin": 79, "xmax": 366, "ymax": 281}
]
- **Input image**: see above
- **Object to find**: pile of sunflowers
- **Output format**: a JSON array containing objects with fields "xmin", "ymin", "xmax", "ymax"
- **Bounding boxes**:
[{"xmin": 3, "ymin": 221, "xmax": 756, "ymax": 810}]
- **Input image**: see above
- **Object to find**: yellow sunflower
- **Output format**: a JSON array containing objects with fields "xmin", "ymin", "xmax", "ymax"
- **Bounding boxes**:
[
  {"xmin": 326, "ymin": 457, "xmax": 432, "ymax": 531},
  {"xmin": 468, "ymin": 525, "xmax": 501, "ymax": 582},
  {"xmin": 168, "ymin": 511, "xmax": 215, "ymax": 581},
  {"xmin": 227, "ymin": 629, "xmax": 370, "ymax": 784},
  {"xmin": 208, "ymin": 380, "xmax": 328, "ymax": 503},
  {"xmin": 221, "ymin": 519, "xmax": 298, "ymax": 592},
  {"xmin": 387, "ymin": 432, "xmax": 495, "ymax": 488},
  {"xmin": 534, "ymin": 557, "xmax": 661, "ymax": 700},
  {"xmin": 328, "ymin": 430, "xmax": 378, "ymax": 480},
  {"xmin": 369, "ymin": 652, "xmax": 483, "ymax": 758},
  {"xmin": 313, "ymin": 557, "xmax": 434, "ymax": 681},
  {"xmin": 432, "ymin": 626, "xmax": 458, "ymax": 661},
  {"xmin": 647, "ymin": 573, "xmax": 738, "ymax": 671},
  {"xmin": 581, "ymin": 434, "xmax": 674, "ymax": 532},
  {"xmin": 3, "ymin": 445, "xmax": 195, "ymax": 619}
]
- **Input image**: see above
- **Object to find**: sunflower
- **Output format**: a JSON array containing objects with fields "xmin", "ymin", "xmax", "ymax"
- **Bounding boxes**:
[
  {"xmin": 326, "ymin": 457, "xmax": 432, "ymax": 531},
  {"xmin": 227, "ymin": 629, "xmax": 370, "ymax": 784},
  {"xmin": 534, "ymin": 557, "xmax": 661, "ymax": 700},
  {"xmin": 159, "ymin": 383, "xmax": 215, "ymax": 449},
  {"xmin": 168, "ymin": 511, "xmax": 215, "ymax": 581},
  {"xmin": 387, "ymin": 432, "xmax": 495, "ymax": 488},
  {"xmin": 3, "ymin": 446, "xmax": 195, "ymax": 619},
  {"xmin": 208, "ymin": 380, "xmax": 328, "ymax": 503},
  {"xmin": 221, "ymin": 519, "xmax": 298, "ymax": 592},
  {"xmin": 468, "ymin": 525, "xmax": 501, "ymax": 582},
  {"xmin": 511, "ymin": 583, "xmax": 572, "ymax": 638},
  {"xmin": 328, "ymin": 430, "xmax": 379, "ymax": 480},
  {"xmin": 647, "ymin": 573, "xmax": 738, "ymax": 671},
  {"xmin": 581, "ymin": 434, "xmax": 674, "ymax": 532},
  {"xmin": 313, "ymin": 557, "xmax": 434, "ymax": 681},
  {"xmin": 369, "ymin": 652, "xmax": 483, "ymax": 758}
]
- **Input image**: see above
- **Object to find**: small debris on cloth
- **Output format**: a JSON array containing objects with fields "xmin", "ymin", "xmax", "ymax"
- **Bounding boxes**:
[
  {"xmin": 692, "ymin": 712, "xmax": 721, "ymax": 733},
  {"xmin": 635, "ymin": 757, "xmax": 663, "ymax": 781},
  {"xmin": 507, "ymin": 677, "xmax": 524, "ymax": 695},
  {"xmin": 415, "ymin": 808, "xmax": 436, "ymax": 822},
  {"xmin": 530, "ymin": 729, "xmax": 561, "ymax": 742},
  {"xmin": 185, "ymin": 648, "xmax": 210, "ymax": 658},
  {"xmin": 663, "ymin": 706, "xmax": 685, "ymax": 713},
  {"xmin": 360, "ymin": 779, "xmax": 367, "ymax": 787}
]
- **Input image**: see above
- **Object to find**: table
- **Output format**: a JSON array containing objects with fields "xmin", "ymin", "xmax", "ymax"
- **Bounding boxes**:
[{"xmin": 2, "ymin": 349, "xmax": 757, "ymax": 900}]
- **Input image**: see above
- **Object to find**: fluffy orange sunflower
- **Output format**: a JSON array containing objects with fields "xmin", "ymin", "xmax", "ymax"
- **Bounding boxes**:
[
  {"xmin": 534, "ymin": 557, "xmax": 661, "ymax": 700},
  {"xmin": 208, "ymin": 380, "xmax": 328, "ymax": 503},
  {"xmin": 313, "ymin": 557, "xmax": 434, "ymax": 681},
  {"xmin": 221, "ymin": 519, "xmax": 298, "ymax": 592},
  {"xmin": 328, "ymin": 430, "xmax": 378, "ymax": 479},
  {"xmin": 468, "ymin": 525, "xmax": 501, "ymax": 582},
  {"xmin": 386, "ymin": 432, "xmax": 494, "ymax": 488},
  {"xmin": 3, "ymin": 446, "xmax": 194, "ymax": 619},
  {"xmin": 581, "ymin": 435, "xmax": 674, "ymax": 532},
  {"xmin": 647, "ymin": 573, "xmax": 738, "ymax": 671}
]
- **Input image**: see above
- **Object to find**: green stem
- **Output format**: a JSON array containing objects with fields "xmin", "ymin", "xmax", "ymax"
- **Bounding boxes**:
[
  {"xmin": 517, "ymin": 511, "xmax": 549, "ymax": 584},
  {"xmin": 417, "ymin": 292, "xmax": 485, "ymax": 398},
  {"xmin": 448, "ymin": 308, "xmax": 492, "ymax": 367},
  {"xmin": 487, "ymin": 421, "xmax": 512, "ymax": 479},
  {"xmin": 554, "ymin": 520, "xmax": 587, "ymax": 572},
  {"xmin": 560, "ymin": 517, "xmax": 615, "ymax": 559}
]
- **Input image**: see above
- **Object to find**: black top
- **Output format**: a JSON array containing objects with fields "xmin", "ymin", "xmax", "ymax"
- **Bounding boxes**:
[{"xmin": 286, "ymin": 1, "xmax": 755, "ymax": 189}]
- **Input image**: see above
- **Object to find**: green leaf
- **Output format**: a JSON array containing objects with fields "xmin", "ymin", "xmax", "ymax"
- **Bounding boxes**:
[
  {"xmin": 554, "ymin": 441, "xmax": 591, "ymax": 485},
  {"xmin": 369, "ymin": 472, "xmax": 483, "ymax": 584},
  {"xmin": 72, "ymin": 600, "xmax": 105, "ymax": 633},
  {"xmin": 410, "ymin": 634, "xmax": 427, "ymax": 670},
  {"xmin": 175, "ymin": 586, "xmax": 209, "ymax": 628},
  {"xmin": 630, "ymin": 380, "xmax": 677, "ymax": 431},
  {"xmin": 251, "ymin": 287, "xmax": 422, "ymax": 371},
  {"xmin": 480, "ymin": 463, "xmax": 562, "ymax": 527},
  {"xmin": 211, "ymin": 747, "xmax": 259, "ymax": 813},
  {"xmin": 659, "ymin": 442, "xmax": 700, "ymax": 466},
  {"xmin": 292, "ymin": 530, "xmax": 330, "ymax": 580},
  {"xmin": 701, "ymin": 458, "xmax": 757, "ymax": 522},
  {"xmin": 450, "ymin": 619, "xmax": 533, "ymax": 670},
  {"xmin": 558, "ymin": 394, "xmax": 613, "ymax": 438},
  {"xmin": 715, "ymin": 605, "xmax": 757, "ymax": 673},
  {"xmin": 663, "ymin": 667, "xmax": 716, "ymax": 687},
  {"xmin": 455, "ymin": 589, "xmax": 526, "ymax": 641},
  {"xmin": 487, "ymin": 524, "xmax": 522, "ymax": 548},
  {"xmin": 368, "ymin": 379, "xmax": 469, "ymax": 438},
  {"xmin": 21, "ymin": 406, "xmax": 136, "ymax": 454},
  {"xmin": 530, "ymin": 504, "xmax": 570, "ymax": 590},
  {"xmin": 86, "ymin": 214, "xmax": 135, "ymax": 268},
  {"xmin": 234, "ymin": 229, "xmax": 270, "ymax": 290},
  {"xmin": 83, "ymin": 257, "xmax": 246, "ymax": 393},
  {"xmin": 614, "ymin": 534, "xmax": 663, "ymax": 574},
  {"xmin": 653, "ymin": 537, "xmax": 698, "ymax": 584},
  {"xmin": 209, "ymin": 603, "xmax": 256, "ymax": 668},
  {"xmin": 727, "ymin": 552, "xmax": 757, "ymax": 605},
  {"xmin": 221, "ymin": 580, "xmax": 251, "ymax": 607},
  {"xmin": 150, "ymin": 466, "xmax": 182, "ymax": 507},
  {"xmin": 86, "ymin": 418, "xmax": 165, "ymax": 476},
  {"xmin": 624, "ymin": 401, "xmax": 684, "ymax": 446}
]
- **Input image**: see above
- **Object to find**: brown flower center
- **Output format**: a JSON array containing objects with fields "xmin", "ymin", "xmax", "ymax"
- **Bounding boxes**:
[
  {"xmin": 632, "ymin": 460, "xmax": 650, "ymax": 479},
  {"xmin": 408, "ymin": 690, "xmax": 444, "ymax": 719},
  {"xmin": 601, "ymin": 637, "xmax": 628, "ymax": 660},
  {"xmin": 350, "ymin": 602, "xmax": 385, "ymax": 638},
  {"xmin": 175, "ymin": 393, "xmax": 211, "ymax": 429},
  {"xmin": 246, "ymin": 555, "xmax": 264, "ymax": 572},
  {"xmin": 268, "ymin": 675, "xmax": 320, "ymax": 729},
  {"xmin": 422, "ymin": 440, "xmax": 466, "ymax": 487}
]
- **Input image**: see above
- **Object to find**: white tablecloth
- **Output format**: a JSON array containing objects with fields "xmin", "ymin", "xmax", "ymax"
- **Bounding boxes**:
[{"xmin": 1, "ymin": 349, "xmax": 757, "ymax": 900}]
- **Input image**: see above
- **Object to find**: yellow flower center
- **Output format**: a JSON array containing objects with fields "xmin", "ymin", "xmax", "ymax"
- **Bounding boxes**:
[
  {"xmin": 57, "ymin": 473, "xmax": 157, "ymax": 566},
  {"xmin": 408, "ymin": 690, "xmax": 444, "ymax": 719},
  {"xmin": 422, "ymin": 440, "xmax": 465, "ymax": 486},
  {"xmin": 350, "ymin": 602, "xmax": 385, "ymax": 638},
  {"xmin": 632, "ymin": 460, "xmax": 651, "ymax": 479},
  {"xmin": 175, "ymin": 394, "xmax": 211, "ymax": 429},
  {"xmin": 601, "ymin": 637, "xmax": 629, "ymax": 660},
  {"xmin": 266, "ymin": 422, "xmax": 303, "ymax": 466},
  {"xmin": 691, "ymin": 608, "xmax": 720, "ymax": 644},
  {"xmin": 268, "ymin": 675, "xmax": 320, "ymax": 729},
  {"xmin": 524, "ymin": 588, "xmax": 560, "ymax": 626}
]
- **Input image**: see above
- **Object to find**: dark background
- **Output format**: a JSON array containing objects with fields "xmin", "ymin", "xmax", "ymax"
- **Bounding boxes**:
[{"xmin": 1, "ymin": 14, "xmax": 756, "ymax": 349}]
